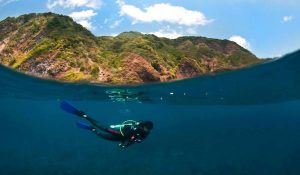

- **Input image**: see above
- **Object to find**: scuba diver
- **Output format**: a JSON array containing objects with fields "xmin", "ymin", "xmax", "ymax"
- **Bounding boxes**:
[{"xmin": 60, "ymin": 101, "xmax": 153, "ymax": 148}]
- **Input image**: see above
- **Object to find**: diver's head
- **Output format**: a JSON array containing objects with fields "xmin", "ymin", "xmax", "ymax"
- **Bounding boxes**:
[{"xmin": 138, "ymin": 121, "xmax": 154, "ymax": 131}]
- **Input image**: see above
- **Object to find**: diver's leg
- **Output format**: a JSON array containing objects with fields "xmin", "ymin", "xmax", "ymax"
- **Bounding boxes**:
[
  {"xmin": 90, "ymin": 129, "xmax": 122, "ymax": 141},
  {"xmin": 81, "ymin": 115, "xmax": 121, "ymax": 135},
  {"xmin": 79, "ymin": 114, "xmax": 113, "ymax": 133},
  {"xmin": 61, "ymin": 101, "xmax": 120, "ymax": 135}
]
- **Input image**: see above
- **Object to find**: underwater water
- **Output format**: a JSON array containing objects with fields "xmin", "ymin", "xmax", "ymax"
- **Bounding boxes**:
[{"xmin": 0, "ymin": 51, "xmax": 300, "ymax": 175}]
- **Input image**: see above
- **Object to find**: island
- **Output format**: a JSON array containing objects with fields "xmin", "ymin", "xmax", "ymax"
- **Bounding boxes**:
[{"xmin": 0, "ymin": 13, "xmax": 263, "ymax": 84}]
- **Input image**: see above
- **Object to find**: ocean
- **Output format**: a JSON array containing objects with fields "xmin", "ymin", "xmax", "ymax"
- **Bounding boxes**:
[{"xmin": 0, "ymin": 51, "xmax": 300, "ymax": 175}]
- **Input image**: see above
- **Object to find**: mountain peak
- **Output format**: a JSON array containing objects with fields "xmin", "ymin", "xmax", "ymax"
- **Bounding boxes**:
[
  {"xmin": 0, "ymin": 12, "xmax": 262, "ymax": 84},
  {"xmin": 116, "ymin": 31, "xmax": 144, "ymax": 38}
]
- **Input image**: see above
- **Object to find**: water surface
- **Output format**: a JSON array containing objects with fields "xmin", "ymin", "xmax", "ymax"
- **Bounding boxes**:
[{"xmin": 0, "ymin": 51, "xmax": 300, "ymax": 175}]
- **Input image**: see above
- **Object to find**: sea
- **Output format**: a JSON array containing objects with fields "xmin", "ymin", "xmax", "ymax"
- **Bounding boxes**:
[{"xmin": 0, "ymin": 51, "xmax": 299, "ymax": 175}]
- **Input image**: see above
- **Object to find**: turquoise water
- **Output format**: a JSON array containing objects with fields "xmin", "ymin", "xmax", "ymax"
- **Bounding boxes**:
[{"xmin": 0, "ymin": 51, "xmax": 300, "ymax": 175}]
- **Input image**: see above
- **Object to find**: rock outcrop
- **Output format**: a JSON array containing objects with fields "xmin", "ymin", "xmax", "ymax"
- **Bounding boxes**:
[{"xmin": 0, "ymin": 13, "xmax": 263, "ymax": 84}]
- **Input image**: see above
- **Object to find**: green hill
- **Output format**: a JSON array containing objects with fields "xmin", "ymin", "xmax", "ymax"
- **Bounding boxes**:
[{"xmin": 0, "ymin": 12, "xmax": 262, "ymax": 84}]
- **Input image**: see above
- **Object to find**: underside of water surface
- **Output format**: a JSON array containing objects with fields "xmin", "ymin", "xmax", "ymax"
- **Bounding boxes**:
[{"xmin": 0, "ymin": 51, "xmax": 300, "ymax": 175}]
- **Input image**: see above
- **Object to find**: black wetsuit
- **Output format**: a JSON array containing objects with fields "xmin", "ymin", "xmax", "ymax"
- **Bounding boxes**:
[{"xmin": 79, "ymin": 111, "xmax": 150, "ymax": 148}]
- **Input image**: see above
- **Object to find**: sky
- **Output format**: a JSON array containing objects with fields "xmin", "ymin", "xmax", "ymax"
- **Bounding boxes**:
[{"xmin": 0, "ymin": 0, "xmax": 300, "ymax": 58}]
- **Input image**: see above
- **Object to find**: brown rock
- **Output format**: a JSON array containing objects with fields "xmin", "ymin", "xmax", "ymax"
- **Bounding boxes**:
[
  {"xmin": 176, "ymin": 60, "xmax": 201, "ymax": 79},
  {"xmin": 121, "ymin": 54, "xmax": 161, "ymax": 83}
]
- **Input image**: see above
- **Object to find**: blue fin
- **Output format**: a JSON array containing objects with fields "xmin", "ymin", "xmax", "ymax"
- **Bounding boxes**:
[
  {"xmin": 76, "ymin": 122, "xmax": 92, "ymax": 130},
  {"xmin": 60, "ymin": 101, "xmax": 84, "ymax": 117}
]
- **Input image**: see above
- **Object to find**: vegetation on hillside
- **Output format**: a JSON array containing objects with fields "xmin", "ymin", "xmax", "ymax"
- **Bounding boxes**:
[{"xmin": 0, "ymin": 13, "xmax": 262, "ymax": 84}]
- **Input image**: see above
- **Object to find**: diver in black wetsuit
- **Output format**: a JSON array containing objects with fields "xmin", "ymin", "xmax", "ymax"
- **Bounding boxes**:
[{"xmin": 60, "ymin": 101, "xmax": 153, "ymax": 148}]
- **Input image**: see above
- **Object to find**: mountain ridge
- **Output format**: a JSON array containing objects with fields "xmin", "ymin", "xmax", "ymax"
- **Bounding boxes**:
[{"xmin": 0, "ymin": 12, "xmax": 262, "ymax": 84}]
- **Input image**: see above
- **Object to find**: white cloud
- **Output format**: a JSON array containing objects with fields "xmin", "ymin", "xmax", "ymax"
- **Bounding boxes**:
[
  {"xmin": 69, "ymin": 10, "xmax": 97, "ymax": 30},
  {"xmin": 47, "ymin": 0, "xmax": 102, "ymax": 9},
  {"xmin": 77, "ymin": 20, "xmax": 93, "ymax": 30},
  {"xmin": 109, "ymin": 33, "xmax": 119, "ymax": 37},
  {"xmin": 116, "ymin": 0, "xmax": 212, "ymax": 26},
  {"xmin": 110, "ymin": 19, "xmax": 122, "ymax": 29},
  {"xmin": 0, "ymin": 0, "xmax": 19, "ymax": 6},
  {"xmin": 186, "ymin": 27, "xmax": 197, "ymax": 35},
  {"xmin": 69, "ymin": 9, "xmax": 97, "ymax": 21},
  {"xmin": 229, "ymin": 35, "xmax": 251, "ymax": 50},
  {"xmin": 148, "ymin": 28, "xmax": 182, "ymax": 39},
  {"xmin": 103, "ymin": 18, "xmax": 109, "ymax": 24},
  {"xmin": 282, "ymin": 16, "xmax": 293, "ymax": 22}
]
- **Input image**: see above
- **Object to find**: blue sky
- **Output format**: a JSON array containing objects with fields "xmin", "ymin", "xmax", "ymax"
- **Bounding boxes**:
[{"xmin": 0, "ymin": 0, "xmax": 299, "ymax": 58}]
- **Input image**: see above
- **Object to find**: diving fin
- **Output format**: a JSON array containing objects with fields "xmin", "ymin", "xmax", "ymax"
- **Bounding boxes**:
[
  {"xmin": 76, "ymin": 122, "xmax": 93, "ymax": 130},
  {"xmin": 60, "ymin": 101, "xmax": 85, "ymax": 117}
]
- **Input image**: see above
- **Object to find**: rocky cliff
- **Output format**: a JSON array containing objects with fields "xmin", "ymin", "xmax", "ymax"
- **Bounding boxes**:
[{"xmin": 0, "ymin": 13, "xmax": 262, "ymax": 84}]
